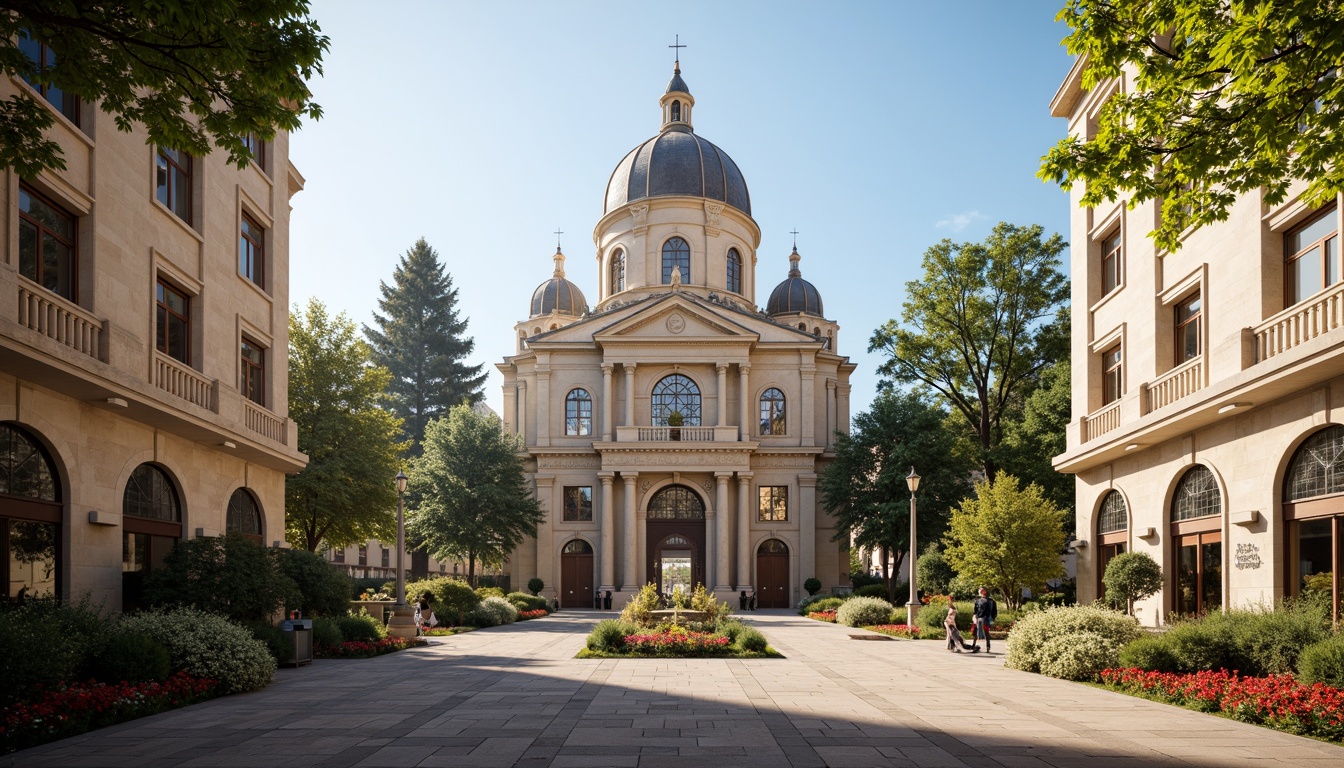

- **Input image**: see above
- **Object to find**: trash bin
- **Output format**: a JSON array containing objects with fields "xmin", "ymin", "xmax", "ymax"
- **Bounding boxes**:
[
  {"xmin": 593, "ymin": 592, "xmax": 602, "ymax": 610},
  {"xmin": 603, "ymin": 591, "xmax": 612, "ymax": 610},
  {"xmin": 281, "ymin": 618, "xmax": 313, "ymax": 667}
]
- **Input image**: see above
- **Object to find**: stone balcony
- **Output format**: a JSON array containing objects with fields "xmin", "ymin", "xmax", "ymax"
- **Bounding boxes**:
[{"xmin": 614, "ymin": 425, "xmax": 742, "ymax": 443}]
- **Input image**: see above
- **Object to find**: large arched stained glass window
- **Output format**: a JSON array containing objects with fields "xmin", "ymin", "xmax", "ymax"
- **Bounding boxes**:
[
  {"xmin": 726, "ymin": 248, "xmax": 742, "ymax": 294},
  {"xmin": 662, "ymin": 237, "xmax": 690, "ymax": 284},
  {"xmin": 647, "ymin": 485, "xmax": 705, "ymax": 519},
  {"xmin": 759, "ymin": 388, "xmax": 786, "ymax": 435},
  {"xmin": 652, "ymin": 374, "xmax": 701, "ymax": 426},
  {"xmin": 1098, "ymin": 491, "xmax": 1128, "ymax": 534},
  {"xmin": 226, "ymin": 488, "xmax": 262, "ymax": 540},
  {"xmin": 610, "ymin": 249, "xmax": 625, "ymax": 293},
  {"xmin": 565, "ymin": 388, "xmax": 592, "ymax": 436},
  {"xmin": 123, "ymin": 464, "xmax": 180, "ymax": 522},
  {"xmin": 1285, "ymin": 425, "xmax": 1344, "ymax": 501},
  {"xmin": 1172, "ymin": 465, "xmax": 1221, "ymax": 522}
]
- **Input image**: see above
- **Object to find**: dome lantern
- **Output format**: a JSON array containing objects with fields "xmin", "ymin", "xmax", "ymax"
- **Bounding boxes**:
[{"xmin": 660, "ymin": 62, "xmax": 694, "ymax": 132}]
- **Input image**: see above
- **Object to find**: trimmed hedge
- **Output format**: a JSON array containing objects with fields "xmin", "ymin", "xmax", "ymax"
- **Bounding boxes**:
[
  {"xmin": 120, "ymin": 608, "xmax": 275, "ymax": 694},
  {"xmin": 1115, "ymin": 600, "xmax": 1330, "ymax": 677},
  {"xmin": 1298, "ymin": 634, "xmax": 1344, "ymax": 688},
  {"xmin": 472, "ymin": 596, "xmax": 519, "ymax": 627},
  {"xmin": 1005, "ymin": 605, "xmax": 1140, "ymax": 675},
  {"xmin": 836, "ymin": 596, "xmax": 895, "ymax": 627}
]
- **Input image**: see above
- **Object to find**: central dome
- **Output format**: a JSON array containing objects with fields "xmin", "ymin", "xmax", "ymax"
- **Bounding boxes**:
[{"xmin": 603, "ymin": 65, "xmax": 751, "ymax": 216}]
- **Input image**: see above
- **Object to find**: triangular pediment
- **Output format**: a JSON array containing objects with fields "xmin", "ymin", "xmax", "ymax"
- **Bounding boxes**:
[{"xmin": 524, "ymin": 291, "xmax": 821, "ymax": 347}]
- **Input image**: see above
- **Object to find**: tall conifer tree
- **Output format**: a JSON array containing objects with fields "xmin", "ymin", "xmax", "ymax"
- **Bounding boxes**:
[{"xmin": 365, "ymin": 238, "xmax": 485, "ymax": 455}]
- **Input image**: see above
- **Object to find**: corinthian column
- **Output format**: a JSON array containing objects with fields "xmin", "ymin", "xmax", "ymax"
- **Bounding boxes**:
[
  {"xmin": 715, "ymin": 472, "xmax": 732, "ymax": 592},
  {"xmin": 737, "ymin": 472, "xmax": 753, "ymax": 589},
  {"xmin": 622, "ymin": 472, "xmax": 639, "ymax": 588}
]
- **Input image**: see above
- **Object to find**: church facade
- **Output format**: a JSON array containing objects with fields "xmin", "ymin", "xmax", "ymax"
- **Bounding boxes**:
[{"xmin": 497, "ymin": 64, "xmax": 856, "ymax": 609}]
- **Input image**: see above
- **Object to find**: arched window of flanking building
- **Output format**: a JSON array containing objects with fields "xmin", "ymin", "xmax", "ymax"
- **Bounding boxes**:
[
  {"xmin": 1170, "ymin": 465, "xmax": 1222, "ymax": 616},
  {"xmin": 0, "ymin": 423, "xmax": 62, "ymax": 603},
  {"xmin": 651, "ymin": 374, "xmax": 701, "ymax": 426},
  {"xmin": 1096, "ymin": 491, "xmax": 1128, "ymax": 602},
  {"xmin": 122, "ymin": 463, "xmax": 182, "ymax": 612},
  {"xmin": 227, "ymin": 488, "xmax": 263, "ymax": 543},
  {"xmin": 647, "ymin": 485, "xmax": 705, "ymax": 520},
  {"xmin": 1283, "ymin": 425, "xmax": 1344, "ymax": 625}
]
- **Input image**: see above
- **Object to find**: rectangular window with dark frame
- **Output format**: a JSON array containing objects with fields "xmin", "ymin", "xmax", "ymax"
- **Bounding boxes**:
[
  {"xmin": 333, "ymin": 548, "xmax": 345, "ymax": 564},
  {"xmin": 155, "ymin": 147, "xmax": 192, "ymax": 223},
  {"xmin": 155, "ymin": 279, "xmax": 190, "ymax": 364},
  {"xmin": 563, "ymin": 486, "xmax": 593, "ymax": 522},
  {"xmin": 758, "ymin": 486, "xmax": 788, "ymax": 522},
  {"xmin": 239, "ymin": 213, "xmax": 265, "ymax": 289},
  {"xmin": 1102, "ymin": 345, "xmax": 1122, "ymax": 405},
  {"xmin": 241, "ymin": 133, "xmax": 267, "ymax": 170},
  {"xmin": 18, "ymin": 184, "xmax": 77, "ymax": 301},
  {"xmin": 358, "ymin": 544, "xmax": 367, "ymax": 566},
  {"xmin": 241, "ymin": 338, "xmax": 265, "ymax": 406},
  {"xmin": 381, "ymin": 548, "xmax": 389, "ymax": 568},
  {"xmin": 1176, "ymin": 292, "xmax": 1202, "ymax": 364},
  {"xmin": 1101, "ymin": 230, "xmax": 1122, "ymax": 295},
  {"xmin": 17, "ymin": 30, "xmax": 78, "ymax": 125},
  {"xmin": 1286, "ymin": 207, "xmax": 1339, "ymax": 307}
]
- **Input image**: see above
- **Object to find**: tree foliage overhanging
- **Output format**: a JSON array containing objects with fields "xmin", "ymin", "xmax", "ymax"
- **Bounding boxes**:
[
  {"xmin": 1039, "ymin": 0, "xmax": 1344, "ymax": 252},
  {"xmin": 286, "ymin": 299, "xmax": 406, "ymax": 552},
  {"xmin": 407, "ymin": 404, "xmax": 544, "ymax": 587},
  {"xmin": 364, "ymin": 238, "xmax": 486, "ymax": 456},
  {"xmin": 0, "ymin": 0, "xmax": 328, "ymax": 178}
]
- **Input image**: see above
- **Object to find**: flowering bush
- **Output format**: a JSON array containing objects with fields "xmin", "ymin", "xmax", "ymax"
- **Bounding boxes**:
[
  {"xmin": 869, "ymin": 624, "xmax": 920, "ymax": 638},
  {"xmin": 836, "ymin": 596, "xmax": 895, "ymax": 627},
  {"xmin": 1099, "ymin": 667, "xmax": 1344, "ymax": 741},
  {"xmin": 517, "ymin": 609, "xmax": 549, "ymax": 620},
  {"xmin": 808, "ymin": 610, "xmax": 837, "ymax": 622},
  {"xmin": 1005, "ymin": 604, "xmax": 1140, "ymax": 674},
  {"xmin": 316, "ymin": 637, "xmax": 425, "ymax": 658},
  {"xmin": 0, "ymin": 673, "xmax": 217, "ymax": 754},
  {"xmin": 119, "ymin": 608, "xmax": 274, "ymax": 695},
  {"xmin": 1036, "ymin": 631, "xmax": 1122, "ymax": 680},
  {"xmin": 471, "ymin": 596, "xmax": 519, "ymax": 627},
  {"xmin": 622, "ymin": 626, "xmax": 731, "ymax": 656}
]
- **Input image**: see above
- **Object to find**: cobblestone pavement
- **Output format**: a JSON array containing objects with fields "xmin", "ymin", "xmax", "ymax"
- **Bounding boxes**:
[{"xmin": 6, "ymin": 610, "xmax": 1344, "ymax": 767}]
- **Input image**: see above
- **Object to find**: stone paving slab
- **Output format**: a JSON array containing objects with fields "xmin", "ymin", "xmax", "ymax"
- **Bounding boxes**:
[{"xmin": 5, "ymin": 610, "xmax": 1344, "ymax": 766}]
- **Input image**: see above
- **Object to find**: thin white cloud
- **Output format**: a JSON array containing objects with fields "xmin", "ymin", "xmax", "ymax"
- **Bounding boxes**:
[{"xmin": 935, "ymin": 209, "xmax": 985, "ymax": 232}]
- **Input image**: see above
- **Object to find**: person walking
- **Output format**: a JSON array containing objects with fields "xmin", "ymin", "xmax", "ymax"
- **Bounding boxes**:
[{"xmin": 972, "ymin": 587, "xmax": 998, "ymax": 653}]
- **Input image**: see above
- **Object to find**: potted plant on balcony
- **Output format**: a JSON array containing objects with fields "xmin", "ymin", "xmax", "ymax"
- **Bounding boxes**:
[{"xmin": 667, "ymin": 410, "xmax": 684, "ymax": 441}]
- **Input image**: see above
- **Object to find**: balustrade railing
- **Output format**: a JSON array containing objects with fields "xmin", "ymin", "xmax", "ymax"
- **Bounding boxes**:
[
  {"xmin": 1146, "ymin": 357, "xmax": 1203, "ymax": 412},
  {"xmin": 1253, "ymin": 282, "xmax": 1344, "ymax": 362},
  {"xmin": 1083, "ymin": 401, "xmax": 1121, "ymax": 442},
  {"xmin": 636, "ymin": 426, "xmax": 716, "ymax": 441},
  {"xmin": 244, "ymin": 400, "xmax": 287, "ymax": 444},
  {"xmin": 17, "ymin": 284, "xmax": 104, "ymax": 361},
  {"xmin": 154, "ymin": 353, "xmax": 215, "ymax": 411}
]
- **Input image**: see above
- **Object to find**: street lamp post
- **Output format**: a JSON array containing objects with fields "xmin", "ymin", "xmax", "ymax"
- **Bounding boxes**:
[
  {"xmin": 387, "ymin": 469, "xmax": 417, "ymax": 639},
  {"xmin": 906, "ymin": 467, "xmax": 920, "ymax": 624}
]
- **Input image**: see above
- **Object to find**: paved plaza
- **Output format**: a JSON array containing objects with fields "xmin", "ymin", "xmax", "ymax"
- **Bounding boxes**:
[{"xmin": 5, "ymin": 611, "xmax": 1344, "ymax": 767}]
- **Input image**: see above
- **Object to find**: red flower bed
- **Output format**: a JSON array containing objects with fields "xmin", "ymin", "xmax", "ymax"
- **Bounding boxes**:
[
  {"xmin": 622, "ymin": 630, "xmax": 732, "ymax": 656},
  {"xmin": 808, "ymin": 610, "xmax": 838, "ymax": 622},
  {"xmin": 1099, "ymin": 667, "xmax": 1344, "ymax": 741},
  {"xmin": 518, "ymin": 609, "xmax": 549, "ymax": 620},
  {"xmin": 0, "ymin": 672, "xmax": 218, "ymax": 754},
  {"xmin": 316, "ymin": 637, "xmax": 425, "ymax": 659},
  {"xmin": 869, "ymin": 623, "xmax": 920, "ymax": 638}
]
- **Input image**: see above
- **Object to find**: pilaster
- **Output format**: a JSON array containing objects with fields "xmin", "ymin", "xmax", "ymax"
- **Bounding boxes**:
[
  {"xmin": 624, "ymin": 363, "xmax": 636, "ymax": 427},
  {"xmin": 799, "ymin": 473, "xmax": 817, "ymax": 587},
  {"xmin": 598, "ymin": 472, "xmax": 615, "ymax": 591},
  {"xmin": 716, "ymin": 363, "xmax": 728, "ymax": 427},
  {"xmin": 622, "ymin": 472, "xmax": 639, "ymax": 588},
  {"xmin": 534, "ymin": 475, "xmax": 556, "ymax": 601},
  {"xmin": 714, "ymin": 472, "xmax": 732, "ymax": 592},
  {"xmin": 738, "ymin": 364, "xmax": 751, "ymax": 441},
  {"xmin": 601, "ymin": 364, "xmax": 614, "ymax": 441},
  {"xmin": 737, "ymin": 472, "xmax": 753, "ymax": 588},
  {"xmin": 535, "ymin": 365, "xmax": 551, "ymax": 447}
]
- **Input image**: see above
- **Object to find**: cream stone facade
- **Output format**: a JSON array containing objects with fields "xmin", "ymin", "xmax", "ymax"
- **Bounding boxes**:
[
  {"xmin": 1051, "ymin": 59, "xmax": 1344, "ymax": 625},
  {"xmin": 498, "ymin": 64, "xmax": 856, "ymax": 610},
  {"xmin": 0, "ymin": 66, "xmax": 306, "ymax": 610}
]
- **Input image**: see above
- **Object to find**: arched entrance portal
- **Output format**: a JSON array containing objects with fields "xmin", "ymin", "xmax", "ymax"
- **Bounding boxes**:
[
  {"xmin": 645, "ymin": 485, "xmax": 705, "ymax": 596},
  {"xmin": 756, "ymin": 539, "xmax": 789, "ymax": 608},
  {"xmin": 560, "ymin": 539, "xmax": 594, "ymax": 608}
]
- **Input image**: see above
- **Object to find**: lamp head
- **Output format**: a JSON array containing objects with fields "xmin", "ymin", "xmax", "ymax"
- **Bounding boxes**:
[
  {"xmin": 395, "ymin": 470, "xmax": 408, "ymax": 494},
  {"xmin": 906, "ymin": 466, "xmax": 921, "ymax": 493}
]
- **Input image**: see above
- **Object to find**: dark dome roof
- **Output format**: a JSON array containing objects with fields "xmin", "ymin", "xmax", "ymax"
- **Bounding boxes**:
[
  {"xmin": 766, "ymin": 247, "xmax": 824, "ymax": 317},
  {"xmin": 604, "ymin": 126, "xmax": 751, "ymax": 215},
  {"xmin": 530, "ymin": 248, "xmax": 588, "ymax": 317}
]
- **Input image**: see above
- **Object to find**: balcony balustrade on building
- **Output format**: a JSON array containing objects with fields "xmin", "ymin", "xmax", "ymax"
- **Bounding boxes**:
[
  {"xmin": 1145, "ymin": 357, "xmax": 1204, "ymax": 413},
  {"xmin": 1253, "ymin": 282, "xmax": 1344, "ymax": 362},
  {"xmin": 244, "ymin": 400, "xmax": 287, "ymax": 444},
  {"xmin": 614, "ymin": 425, "xmax": 741, "ymax": 442},
  {"xmin": 1083, "ymin": 400, "xmax": 1122, "ymax": 442},
  {"xmin": 17, "ymin": 283, "xmax": 105, "ymax": 361},
  {"xmin": 153, "ymin": 351, "xmax": 216, "ymax": 411}
]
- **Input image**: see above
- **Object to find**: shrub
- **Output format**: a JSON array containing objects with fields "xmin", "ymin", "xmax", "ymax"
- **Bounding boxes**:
[
  {"xmin": 914, "ymin": 599, "xmax": 973, "ymax": 636},
  {"xmin": 244, "ymin": 622, "xmax": 289, "ymax": 664},
  {"xmin": 0, "ymin": 598, "xmax": 107, "ymax": 706},
  {"xmin": 837, "ymin": 596, "xmax": 895, "ymax": 627},
  {"xmin": 1005, "ymin": 604, "xmax": 1140, "ymax": 674},
  {"xmin": 91, "ymin": 631, "xmax": 171, "ymax": 684},
  {"xmin": 406, "ymin": 577, "xmax": 480, "ymax": 625},
  {"xmin": 1127, "ymin": 602, "xmax": 1330, "ymax": 676},
  {"xmin": 917, "ymin": 544, "xmax": 955, "ymax": 595},
  {"xmin": 801, "ymin": 596, "xmax": 845, "ymax": 615},
  {"xmin": 855, "ymin": 583, "xmax": 891, "ymax": 599},
  {"xmin": 849, "ymin": 571, "xmax": 883, "ymax": 590},
  {"xmin": 803, "ymin": 577, "xmax": 822, "ymax": 596},
  {"xmin": 889, "ymin": 606, "xmax": 908, "ymax": 625},
  {"xmin": 688, "ymin": 584, "xmax": 732, "ymax": 624},
  {"xmin": 527, "ymin": 577, "xmax": 544, "ymax": 596},
  {"xmin": 1102, "ymin": 552, "xmax": 1163, "ymax": 611},
  {"xmin": 143, "ymin": 532, "xmax": 297, "ymax": 623},
  {"xmin": 119, "ymin": 608, "xmax": 275, "ymax": 694},
  {"xmin": 471, "ymin": 596, "xmax": 519, "ymax": 627},
  {"xmin": 312, "ymin": 617, "xmax": 344, "ymax": 649},
  {"xmin": 1298, "ymin": 634, "xmax": 1344, "ymax": 688},
  {"xmin": 351, "ymin": 577, "xmax": 388, "ymax": 599},
  {"xmin": 475, "ymin": 586, "xmax": 505, "ymax": 600},
  {"xmin": 735, "ymin": 626, "xmax": 768, "ymax": 653},
  {"xmin": 1037, "ymin": 631, "xmax": 1122, "ymax": 680},
  {"xmin": 588, "ymin": 619, "xmax": 638, "ymax": 651},
  {"xmin": 507, "ymin": 591, "xmax": 548, "ymax": 612},
  {"xmin": 336, "ymin": 611, "xmax": 386, "ymax": 642},
  {"xmin": 1118, "ymin": 634, "xmax": 1180, "ymax": 672},
  {"xmin": 717, "ymin": 620, "xmax": 746, "ymax": 644},
  {"xmin": 276, "ymin": 548, "xmax": 353, "ymax": 617},
  {"xmin": 620, "ymin": 583, "xmax": 662, "ymax": 628}
]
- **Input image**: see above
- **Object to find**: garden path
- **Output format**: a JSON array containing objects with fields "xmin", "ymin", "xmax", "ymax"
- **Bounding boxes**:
[{"xmin": 4, "ymin": 610, "xmax": 1344, "ymax": 767}]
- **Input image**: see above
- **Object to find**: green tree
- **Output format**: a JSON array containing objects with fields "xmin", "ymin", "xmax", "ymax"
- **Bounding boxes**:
[
  {"xmin": 287, "ymin": 299, "xmax": 406, "ymax": 551},
  {"xmin": 275, "ymin": 548, "xmax": 353, "ymax": 617},
  {"xmin": 1102, "ymin": 551, "xmax": 1163, "ymax": 614},
  {"xmin": 999, "ymin": 352, "xmax": 1074, "ymax": 523},
  {"xmin": 943, "ymin": 474, "xmax": 1067, "ymax": 610},
  {"xmin": 364, "ymin": 238, "xmax": 486, "ymax": 456},
  {"xmin": 0, "ymin": 1, "xmax": 328, "ymax": 177},
  {"xmin": 869, "ymin": 223, "xmax": 1068, "ymax": 480},
  {"xmin": 143, "ymin": 532, "xmax": 296, "ymax": 623},
  {"xmin": 819, "ymin": 390, "xmax": 974, "ymax": 599},
  {"xmin": 1040, "ymin": 0, "xmax": 1344, "ymax": 253},
  {"xmin": 408, "ymin": 404, "xmax": 544, "ymax": 587},
  {"xmin": 916, "ymin": 543, "xmax": 955, "ymax": 596}
]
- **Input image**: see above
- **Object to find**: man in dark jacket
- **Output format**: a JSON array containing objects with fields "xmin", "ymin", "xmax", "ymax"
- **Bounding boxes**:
[{"xmin": 972, "ymin": 587, "xmax": 998, "ymax": 652}]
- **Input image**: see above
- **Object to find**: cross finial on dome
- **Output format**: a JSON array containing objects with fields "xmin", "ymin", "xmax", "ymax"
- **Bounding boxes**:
[
  {"xmin": 553, "ymin": 245, "xmax": 566, "ymax": 277},
  {"xmin": 669, "ymin": 34, "xmax": 686, "ymax": 73}
]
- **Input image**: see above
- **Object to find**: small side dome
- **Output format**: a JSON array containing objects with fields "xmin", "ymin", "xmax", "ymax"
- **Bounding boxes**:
[
  {"xmin": 766, "ymin": 246, "xmax": 824, "ymax": 317},
  {"xmin": 530, "ymin": 247, "xmax": 588, "ymax": 317}
]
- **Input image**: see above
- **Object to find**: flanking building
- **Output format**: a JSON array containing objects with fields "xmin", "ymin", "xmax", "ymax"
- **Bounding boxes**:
[
  {"xmin": 1051, "ymin": 58, "xmax": 1342, "ymax": 625},
  {"xmin": 1, "ymin": 57, "xmax": 307, "ymax": 610},
  {"xmin": 497, "ymin": 63, "xmax": 856, "ymax": 610}
]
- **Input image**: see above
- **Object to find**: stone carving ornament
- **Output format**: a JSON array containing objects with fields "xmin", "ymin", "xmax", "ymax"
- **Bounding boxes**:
[{"xmin": 666, "ymin": 313, "xmax": 686, "ymax": 333}]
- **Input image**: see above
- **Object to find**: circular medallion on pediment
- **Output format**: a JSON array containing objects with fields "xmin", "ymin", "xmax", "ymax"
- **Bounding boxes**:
[{"xmin": 666, "ymin": 314, "xmax": 686, "ymax": 334}]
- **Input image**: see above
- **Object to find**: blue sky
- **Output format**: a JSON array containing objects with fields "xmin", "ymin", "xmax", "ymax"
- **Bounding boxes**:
[{"xmin": 289, "ymin": 0, "xmax": 1076, "ymax": 416}]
